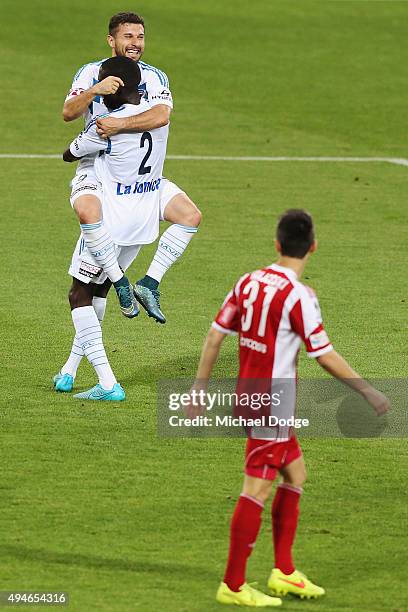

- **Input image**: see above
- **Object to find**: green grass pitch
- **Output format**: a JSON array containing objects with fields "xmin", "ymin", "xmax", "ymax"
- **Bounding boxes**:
[{"xmin": 0, "ymin": 1, "xmax": 407, "ymax": 610}]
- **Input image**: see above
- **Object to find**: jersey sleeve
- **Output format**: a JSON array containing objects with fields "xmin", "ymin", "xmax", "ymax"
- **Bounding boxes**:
[
  {"xmin": 212, "ymin": 274, "xmax": 250, "ymax": 336},
  {"xmin": 212, "ymin": 289, "xmax": 240, "ymax": 335},
  {"xmin": 289, "ymin": 286, "xmax": 333, "ymax": 358},
  {"xmin": 143, "ymin": 69, "xmax": 173, "ymax": 109},
  {"xmin": 69, "ymin": 120, "xmax": 108, "ymax": 158},
  {"xmin": 65, "ymin": 63, "xmax": 95, "ymax": 102}
]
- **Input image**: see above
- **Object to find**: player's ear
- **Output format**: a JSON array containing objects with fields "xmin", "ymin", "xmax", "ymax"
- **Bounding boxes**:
[
  {"xmin": 309, "ymin": 239, "xmax": 318, "ymax": 253},
  {"xmin": 107, "ymin": 35, "xmax": 115, "ymax": 51},
  {"xmin": 275, "ymin": 239, "xmax": 282, "ymax": 254}
]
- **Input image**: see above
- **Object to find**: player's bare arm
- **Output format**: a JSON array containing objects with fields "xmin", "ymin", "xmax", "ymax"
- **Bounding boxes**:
[
  {"xmin": 62, "ymin": 148, "xmax": 79, "ymax": 162},
  {"xmin": 96, "ymin": 104, "xmax": 170, "ymax": 137},
  {"xmin": 317, "ymin": 350, "xmax": 390, "ymax": 415},
  {"xmin": 62, "ymin": 76, "xmax": 124, "ymax": 122},
  {"xmin": 184, "ymin": 328, "xmax": 225, "ymax": 417},
  {"xmin": 194, "ymin": 327, "xmax": 226, "ymax": 384}
]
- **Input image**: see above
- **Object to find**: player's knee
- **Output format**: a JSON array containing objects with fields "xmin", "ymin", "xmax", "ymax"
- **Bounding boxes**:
[
  {"xmin": 182, "ymin": 199, "xmax": 201, "ymax": 227},
  {"xmin": 243, "ymin": 477, "xmax": 273, "ymax": 504},
  {"xmin": 68, "ymin": 283, "xmax": 92, "ymax": 310},
  {"xmin": 256, "ymin": 487, "xmax": 273, "ymax": 504},
  {"xmin": 284, "ymin": 468, "xmax": 307, "ymax": 488},
  {"xmin": 188, "ymin": 207, "xmax": 202, "ymax": 228},
  {"xmin": 178, "ymin": 205, "xmax": 201, "ymax": 228},
  {"xmin": 73, "ymin": 197, "xmax": 101, "ymax": 224}
]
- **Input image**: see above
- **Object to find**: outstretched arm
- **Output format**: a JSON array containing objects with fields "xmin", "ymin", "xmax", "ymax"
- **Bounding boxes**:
[
  {"xmin": 96, "ymin": 104, "xmax": 171, "ymax": 137},
  {"xmin": 62, "ymin": 76, "xmax": 124, "ymax": 122},
  {"xmin": 317, "ymin": 350, "xmax": 390, "ymax": 415}
]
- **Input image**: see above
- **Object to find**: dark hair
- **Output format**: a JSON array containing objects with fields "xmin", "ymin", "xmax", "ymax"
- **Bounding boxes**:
[
  {"xmin": 99, "ymin": 56, "xmax": 141, "ymax": 110},
  {"xmin": 276, "ymin": 209, "xmax": 315, "ymax": 258},
  {"xmin": 108, "ymin": 12, "xmax": 145, "ymax": 35}
]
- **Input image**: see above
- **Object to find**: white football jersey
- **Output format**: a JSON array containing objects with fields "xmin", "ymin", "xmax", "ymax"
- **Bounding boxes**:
[
  {"xmin": 65, "ymin": 58, "xmax": 173, "ymax": 170},
  {"xmin": 69, "ymin": 101, "xmax": 169, "ymax": 246},
  {"xmin": 65, "ymin": 58, "xmax": 173, "ymax": 125}
]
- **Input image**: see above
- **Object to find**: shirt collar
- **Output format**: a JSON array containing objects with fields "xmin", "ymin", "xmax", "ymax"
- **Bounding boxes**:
[{"xmin": 268, "ymin": 263, "xmax": 298, "ymax": 282}]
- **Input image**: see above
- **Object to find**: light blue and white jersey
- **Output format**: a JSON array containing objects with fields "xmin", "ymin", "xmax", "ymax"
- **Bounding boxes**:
[
  {"xmin": 69, "ymin": 102, "xmax": 169, "ymax": 246},
  {"xmin": 65, "ymin": 58, "xmax": 172, "ymax": 173},
  {"xmin": 66, "ymin": 58, "xmax": 173, "ymax": 127}
]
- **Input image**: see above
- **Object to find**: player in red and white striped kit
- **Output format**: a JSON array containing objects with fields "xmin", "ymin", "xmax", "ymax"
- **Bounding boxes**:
[{"xmin": 189, "ymin": 209, "xmax": 390, "ymax": 607}]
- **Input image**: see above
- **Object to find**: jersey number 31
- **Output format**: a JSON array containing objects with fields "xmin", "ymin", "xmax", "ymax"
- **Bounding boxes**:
[{"xmin": 241, "ymin": 281, "xmax": 277, "ymax": 337}]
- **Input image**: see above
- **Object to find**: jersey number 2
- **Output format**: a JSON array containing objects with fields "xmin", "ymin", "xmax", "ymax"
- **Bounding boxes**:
[{"xmin": 139, "ymin": 132, "xmax": 153, "ymax": 174}]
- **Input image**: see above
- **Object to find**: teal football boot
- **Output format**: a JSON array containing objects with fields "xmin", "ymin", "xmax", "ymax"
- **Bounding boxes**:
[
  {"xmin": 133, "ymin": 282, "xmax": 166, "ymax": 324},
  {"xmin": 73, "ymin": 383, "xmax": 125, "ymax": 401},
  {"xmin": 53, "ymin": 372, "xmax": 74, "ymax": 393},
  {"xmin": 113, "ymin": 276, "xmax": 139, "ymax": 318}
]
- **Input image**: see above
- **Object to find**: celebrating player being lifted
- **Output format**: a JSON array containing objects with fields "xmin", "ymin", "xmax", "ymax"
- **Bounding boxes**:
[
  {"xmin": 63, "ymin": 11, "xmax": 201, "ymax": 324},
  {"xmin": 188, "ymin": 210, "xmax": 390, "ymax": 607},
  {"xmin": 55, "ymin": 56, "xmax": 169, "ymax": 400}
]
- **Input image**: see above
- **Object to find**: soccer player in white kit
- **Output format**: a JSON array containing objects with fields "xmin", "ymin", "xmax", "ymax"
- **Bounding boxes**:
[
  {"xmin": 55, "ymin": 56, "xmax": 169, "ymax": 400},
  {"xmin": 63, "ymin": 12, "xmax": 201, "ymax": 324}
]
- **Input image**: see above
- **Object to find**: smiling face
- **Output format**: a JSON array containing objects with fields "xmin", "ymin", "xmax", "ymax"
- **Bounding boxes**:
[{"xmin": 107, "ymin": 23, "xmax": 145, "ymax": 62}]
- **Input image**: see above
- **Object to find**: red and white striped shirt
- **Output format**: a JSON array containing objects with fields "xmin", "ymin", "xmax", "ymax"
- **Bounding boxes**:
[
  {"xmin": 213, "ymin": 264, "xmax": 333, "ymax": 439},
  {"xmin": 213, "ymin": 263, "xmax": 333, "ymax": 379}
]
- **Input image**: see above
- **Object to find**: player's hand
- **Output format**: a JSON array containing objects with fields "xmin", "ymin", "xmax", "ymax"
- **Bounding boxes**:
[
  {"xmin": 96, "ymin": 117, "xmax": 124, "ymax": 139},
  {"xmin": 183, "ymin": 383, "xmax": 207, "ymax": 419},
  {"xmin": 92, "ymin": 76, "xmax": 124, "ymax": 96},
  {"xmin": 363, "ymin": 388, "xmax": 391, "ymax": 416}
]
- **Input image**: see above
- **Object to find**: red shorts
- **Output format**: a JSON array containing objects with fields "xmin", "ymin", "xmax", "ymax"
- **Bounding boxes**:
[{"xmin": 244, "ymin": 436, "xmax": 302, "ymax": 481}]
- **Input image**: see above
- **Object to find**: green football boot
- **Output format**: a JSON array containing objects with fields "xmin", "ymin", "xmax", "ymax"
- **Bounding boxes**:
[
  {"xmin": 53, "ymin": 372, "xmax": 74, "ymax": 393},
  {"xmin": 73, "ymin": 383, "xmax": 125, "ymax": 401},
  {"xmin": 133, "ymin": 280, "xmax": 166, "ymax": 324},
  {"xmin": 113, "ymin": 276, "xmax": 139, "ymax": 318}
]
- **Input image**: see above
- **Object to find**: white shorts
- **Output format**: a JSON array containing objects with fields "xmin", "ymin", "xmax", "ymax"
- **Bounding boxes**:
[
  {"xmin": 68, "ymin": 235, "xmax": 142, "ymax": 285},
  {"xmin": 159, "ymin": 177, "xmax": 185, "ymax": 220},
  {"xmin": 70, "ymin": 167, "xmax": 103, "ymax": 206},
  {"xmin": 70, "ymin": 168, "xmax": 184, "ymax": 220}
]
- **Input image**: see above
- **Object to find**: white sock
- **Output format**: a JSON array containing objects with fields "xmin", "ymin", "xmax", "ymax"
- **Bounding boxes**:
[
  {"xmin": 146, "ymin": 224, "xmax": 198, "ymax": 283},
  {"xmin": 61, "ymin": 297, "xmax": 107, "ymax": 378},
  {"xmin": 71, "ymin": 305, "xmax": 116, "ymax": 390},
  {"xmin": 92, "ymin": 296, "xmax": 108, "ymax": 322},
  {"xmin": 80, "ymin": 221, "xmax": 123, "ymax": 283}
]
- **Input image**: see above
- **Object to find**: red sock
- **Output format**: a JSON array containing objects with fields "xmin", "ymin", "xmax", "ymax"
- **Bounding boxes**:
[
  {"xmin": 223, "ymin": 494, "xmax": 264, "ymax": 591},
  {"xmin": 272, "ymin": 483, "xmax": 302, "ymax": 575}
]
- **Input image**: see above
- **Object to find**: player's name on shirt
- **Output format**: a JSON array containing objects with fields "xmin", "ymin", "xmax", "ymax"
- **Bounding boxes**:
[{"xmin": 250, "ymin": 269, "xmax": 291, "ymax": 290}]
